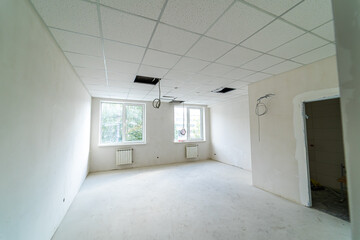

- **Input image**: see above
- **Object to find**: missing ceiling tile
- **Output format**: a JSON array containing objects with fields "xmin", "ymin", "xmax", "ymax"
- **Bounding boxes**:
[
  {"xmin": 211, "ymin": 87, "xmax": 236, "ymax": 93},
  {"xmin": 134, "ymin": 75, "xmax": 160, "ymax": 85}
]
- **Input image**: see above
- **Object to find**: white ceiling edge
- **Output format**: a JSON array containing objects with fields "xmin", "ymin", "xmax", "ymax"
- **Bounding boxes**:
[
  {"xmin": 207, "ymin": 94, "xmax": 249, "ymax": 108},
  {"xmin": 90, "ymin": 96, "xmax": 209, "ymax": 107}
]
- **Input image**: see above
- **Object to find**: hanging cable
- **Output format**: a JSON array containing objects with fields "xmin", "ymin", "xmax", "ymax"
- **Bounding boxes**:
[
  {"xmin": 152, "ymin": 79, "xmax": 161, "ymax": 109},
  {"xmin": 255, "ymin": 94, "xmax": 275, "ymax": 141},
  {"xmin": 180, "ymin": 102, "xmax": 186, "ymax": 135}
]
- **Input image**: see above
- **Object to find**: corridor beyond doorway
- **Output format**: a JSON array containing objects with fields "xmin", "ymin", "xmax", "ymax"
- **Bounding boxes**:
[{"xmin": 305, "ymin": 98, "xmax": 349, "ymax": 221}]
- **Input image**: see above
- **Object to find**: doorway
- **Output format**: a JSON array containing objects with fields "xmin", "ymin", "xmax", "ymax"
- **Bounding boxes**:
[{"xmin": 305, "ymin": 98, "xmax": 349, "ymax": 221}]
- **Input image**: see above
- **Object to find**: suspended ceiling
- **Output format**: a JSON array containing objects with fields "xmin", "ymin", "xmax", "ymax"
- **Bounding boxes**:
[{"xmin": 30, "ymin": 0, "xmax": 336, "ymax": 105}]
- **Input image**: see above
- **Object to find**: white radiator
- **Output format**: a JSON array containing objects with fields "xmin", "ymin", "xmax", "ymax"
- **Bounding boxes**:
[
  {"xmin": 186, "ymin": 145, "xmax": 198, "ymax": 159},
  {"xmin": 116, "ymin": 148, "xmax": 133, "ymax": 165}
]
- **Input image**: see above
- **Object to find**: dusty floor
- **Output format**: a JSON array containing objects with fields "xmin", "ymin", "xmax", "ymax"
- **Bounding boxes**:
[
  {"xmin": 312, "ymin": 188, "xmax": 350, "ymax": 222},
  {"xmin": 52, "ymin": 160, "xmax": 350, "ymax": 240}
]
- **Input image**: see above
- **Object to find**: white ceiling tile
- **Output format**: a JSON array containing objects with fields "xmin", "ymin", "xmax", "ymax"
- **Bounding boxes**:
[
  {"xmin": 216, "ymin": 46, "xmax": 262, "ymax": 67},
  {"xmin": 160, "ymin": 0, "xmax": 233, "ymax": 34},
  {"xmin": 65, "ymin": 52, "xmax": 104, "ymax": 69},
  {"xmin": 108, "ymin": 84, "xmax": 131, "ymax": 93},
  {"xmin": 108, "ymin": 80, "xmax": 133, "ymax": 88},
  {"xmin": 107, "ymin": 93, "xmax": 128, "ymax": 99},
  {"xmin": 312, "ymin": 21, "xmax": 335, "ymax": 42},
  {"xmin": 131, "ymin": 83, "xmax": 155, "ymax": 91},
  {"xmin": 263, "ymin": 61, "xmax": 302, "ymax": 74},
  {"xmin": 87, "ymin": 84, "xmax": 109, "ymax": 91},
  {"xmin": 148, "ymin": 90, "xmax": 167, "ymax": 98},
  {"xmin": 163, "ymin": 86, "xmax": 181, "ymax": 94},
  {"xmin": 241, "ymin": 54, "xmax": 283, "ymax": 71},
  {"xmin": 244, "ymin": 0, "xmax": 302, "ymax": 16},
  {"xmin": 241, "ymin": 85, "xmax": 249, "ymax": 92},
  {"xmin": 82, "ymin": 77, "xmax": 107, "ymax": 85},
  {"xmin": 224, "ymin": 68, "xmax": 255, "ymax": 80},
  {"xmin": 164, "ymin": 70, "xmax": 195, "ymax": 82},
  {"xmin": 186, "ymin": 37, "xmax": 235, "ymax": 61},
  {"xmin": 128, "ymin": 94, "xmax": 149, "ymax": 100},
  {"xmin": 149, "ymin": 24, "xmax": 200, "ymax": 55},
  {"xmin": 282, "ymin": 0, "xmax": 333, "ymax": 30},
  {"xmin": 106, "ymin": 59, "xmax": 139, "ymax": 74},
  {"xmin": 143, "ymin": 95, "xmax": 158, "ymax": 101},
  {"xmin": 191, "ymin": 74, "xmax": 233, "ymax": 86},
  {"xmin": 104, "ymin": 40, "xmax": 145, "ymax": 63},
  {"xmin": 241, "ymin": 19, "xmax": 304, "ymax": 52},
  {"xmin": 200, "ymin": 63, "xmax": 234, "ymax": 76},
  {"xmin": 172, "ymin": 57, "xmax": 210, "ymax": 73},
  {"xmin": 292, "ymin": 44, "xmax": 336, "ymax": 64},
  {"xmin": 157, "ymin": 79, "xmax": 182, "ymax": 89},
  {"xmin": 269, "ymin": 33, "xmax": 328, "ymax": 59},
  {"xmin": 107, "ymin": 87, "xmax": 131, "ymax": 93},
  {"xmin": 31, "ymin": 0, "xmax": 99, "ymax": 36},
  {"xmin": 88, "ymin": 90, "xmax": 110, "ymax": 98},
  {"xmin": 242, "ymin": 72, "xmax": 272, "ymax": 83},
  {"xmin": 107, "ymin": 72, "xmax": 135, "ymax": 82},
  {"xmin": 101, "ymin": 7, "xmax": 156, "ymax": 46},
  {"xmin": 138, "ymin": 65, "xmax": 169, "ymax": 78},
  {"xmin": 100, "ymin": 0, "xmax": 165, "ymax": 19},
  {"xmin": 50, "ymin": 28, "xmax": 102, "ymax": 57},
  {"xmin": 226, "ymin": 80, "xmax": 250, "ymax": 89},
  {"xmin": 75, "ymin": 67, "xmax": 106, "ymax": 79},
  {"xmin": 206, "ymin": 2, "xmax": 274, "ymax": 44},
  {"xmin": 142, "ymin": 49, "xmax": 181, "ymax": 68},
  {"xmin": 129, "ymin": 90, "xmax": 150, "ymax": 97}
]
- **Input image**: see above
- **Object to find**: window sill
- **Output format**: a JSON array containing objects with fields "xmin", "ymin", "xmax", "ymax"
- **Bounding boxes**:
[
  {"xmin": 98, "ymin": 142, "xmax": 146, "ymax": 147},
  {"xmin": 173, "ymin": 140, "xmax": 206, "ymax": 144}
]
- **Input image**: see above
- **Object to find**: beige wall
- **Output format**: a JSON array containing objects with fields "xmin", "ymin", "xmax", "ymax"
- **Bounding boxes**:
[
  {"xmin": 209, "ymin": 95, "xmax": 252, "ymax": 170},
  {"xmin": 0, "ymin": 1, "xmax": 91, "ymax": 239},
  {"xmin": 90, "ymin": 98, "xmax": 210, "ymax": 172},
  {"xmin": 248, "ymin": 56, "xmax": 339, "ymax": 204},
  {"xmin": 306, "ymin": 98, "xmax": 345, "ymax": 190}
]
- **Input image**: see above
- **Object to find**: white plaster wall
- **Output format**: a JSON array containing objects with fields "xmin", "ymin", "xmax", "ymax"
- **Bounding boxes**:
[
  {"xmin": 90, "ymin": 98, "xmax": 210, "ymax": 172},
  {"xmin": 248, "ymin": 56, "xmax": 339, "ymax": 204},
  {"xmin": 0, "ymin": 1, "xmax": 91, "ymax": 239},
  {"xmin": 209, "ymin": 95, "xmax": 252, "ymax": 170},
  {"xmin": 333, "ymin": 1, "xmax": 360, "ymax": 238}
]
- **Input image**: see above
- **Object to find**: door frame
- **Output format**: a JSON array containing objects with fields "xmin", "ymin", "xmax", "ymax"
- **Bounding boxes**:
[{"xmin": 293, "ymin": 88, "xmax": 339, "ymax": 207}]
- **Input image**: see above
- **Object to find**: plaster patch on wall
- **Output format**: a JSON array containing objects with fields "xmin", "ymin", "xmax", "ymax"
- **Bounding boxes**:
[{"xmin": 293, "ymin": 88, "xmax": 339, "ymax": 206}]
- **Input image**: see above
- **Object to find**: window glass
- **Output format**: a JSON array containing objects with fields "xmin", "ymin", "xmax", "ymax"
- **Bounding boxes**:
[
  {"xmin": 189, "ymin": 108, "xmax": 201, "ymax": 140},
  {"xmin": 101, "ymin": 103, "xmax": 122, "ymax": 144},
  {"xmin": 174, "ymin": 106, "xmax": 204, "ymax": 142},
  {"xmin": 125, "ymin": 105, "xmax": 143, "ymax": 141},
  {"xmin": 100, "ymin": 102, "xmax": 145, "ymax": 145},
  {"xmin": 174, "ymin": 107, "xmax": 187, "ymax": 142}
]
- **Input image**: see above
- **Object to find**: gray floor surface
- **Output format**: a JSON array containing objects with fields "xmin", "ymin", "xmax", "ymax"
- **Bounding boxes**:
[{"xmin": 52, "ymin": 160, "xmax": 350, "ymax": 240}]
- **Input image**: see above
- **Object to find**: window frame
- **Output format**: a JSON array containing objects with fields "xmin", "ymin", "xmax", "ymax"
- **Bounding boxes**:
[
  {"xmin": 174, "ymin": 105, "xmax": 206, "ymax": 143},
  {"xmin": 99, "ymin": 100, "xmax": 146, "ymax": 146}
]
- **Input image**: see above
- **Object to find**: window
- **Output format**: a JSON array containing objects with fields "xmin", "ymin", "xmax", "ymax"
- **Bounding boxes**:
[
  {"xmin": 100, "ymin": 101, "xmax": 145, "ymax": 145},
  {"xmin": 174, "ymin": 106, "xmax": 205, "ymax": 142}
]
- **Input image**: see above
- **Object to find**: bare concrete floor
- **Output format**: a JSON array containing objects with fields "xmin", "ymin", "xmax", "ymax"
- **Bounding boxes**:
[{"xmin": 52, "ymin": 160, "xmax": 350, "ymax": 240}]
